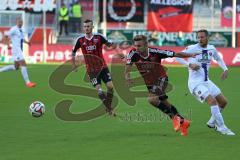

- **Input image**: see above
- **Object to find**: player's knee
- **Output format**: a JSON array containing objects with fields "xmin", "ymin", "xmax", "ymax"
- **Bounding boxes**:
[
  {"xmin": 107, "ymin": 85, "xmax": 113, "ymax": 91},
  {"xmin": 148, "ymin": 96, "xmax": 158, "ymax": 106},
  {"xmin": 15, "ymin": 66, "xmax": 19, "ymax": 70},
  {"xmin": 206, "ymin": 96, "xmax": 217, "ymax": 106},
  {"xmin": 106, "ymin": 82, "xmax": 113, "ymax": 90},
  {"xmin": 219, "ymin": 99, "xmax": 228, "ymax": 108}
]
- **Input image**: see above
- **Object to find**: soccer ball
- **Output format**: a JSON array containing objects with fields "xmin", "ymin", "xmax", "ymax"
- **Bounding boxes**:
[{"xmin": 29, "ymin": 101, "xmax": 45, "ymax": 117}]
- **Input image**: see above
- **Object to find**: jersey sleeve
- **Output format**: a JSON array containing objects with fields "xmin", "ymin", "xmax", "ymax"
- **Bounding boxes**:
[
  {"xmin": 99, "ymin": 34, "xmax": 112, "ymax": 45},
  {"xmin": 126, "ymin": 50, "xmax": 137, "ymax": 65},
  {"xmin": 150, "ymin": 48, "xmax": 175, "ymax": 58},
  {"xmin": 182, "ymin": 45, "xmax": 195, "ymax": 53},
  {"xmin": 72, "ymin": 37, "xmax": 81, "ymax": 56},
  {"xmin": 5, "ymin": 27, "xmax": 16, "ymax": 37},
  {"xmin": 212, "ymin": 46, "xmax": 228, "ymax": 71}
]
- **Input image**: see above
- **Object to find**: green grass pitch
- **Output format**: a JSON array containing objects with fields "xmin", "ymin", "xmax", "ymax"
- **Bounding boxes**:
[{"xmin": 0, "ymin": 64, "xmax": 239, "ymax": 160}]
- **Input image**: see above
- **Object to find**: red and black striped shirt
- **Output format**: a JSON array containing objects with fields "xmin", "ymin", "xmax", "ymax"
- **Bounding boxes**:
[
  {"xmin": 126, "ymin": 47, "xmax": 175, "ymax": 85},
  {"xmin": 72, "ymin": 33, "xmax": 111, "ymax": 73}
]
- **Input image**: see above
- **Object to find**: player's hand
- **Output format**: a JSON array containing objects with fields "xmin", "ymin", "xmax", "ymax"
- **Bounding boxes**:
[
  {"xmin": 221, "ymin": 70, "xmax": 228, "ymax": 80},
  {"xmin": 189, "ymin": 63, "xmax": 200, "ymax": 71},
  {"xmin": 72, "ymin": 57, "xmax": 78, "ymax": 72}
]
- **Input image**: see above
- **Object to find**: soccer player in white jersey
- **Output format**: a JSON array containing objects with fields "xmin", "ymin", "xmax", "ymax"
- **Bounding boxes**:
[
  {"xmin": 0, "ymin": 17, "xmax": 36, "ymax": 87},
  {"xmin": 176, "ymin": 29, "xmax": 235, "ymax": 136}
]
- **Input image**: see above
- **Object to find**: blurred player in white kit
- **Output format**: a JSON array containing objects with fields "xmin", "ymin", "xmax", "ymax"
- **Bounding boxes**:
[{"xmin": 0, "ymin": 17, "xmax": 36, "ymax": 88}]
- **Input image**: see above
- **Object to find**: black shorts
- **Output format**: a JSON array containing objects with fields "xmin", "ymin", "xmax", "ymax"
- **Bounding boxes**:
[
  {"xmin": 147, "ymin": 77, "xmax": 169, "ymax": 100},
  {"xmin": 88, "ymin": 68, "xmax": 112, "ymax": 87}
]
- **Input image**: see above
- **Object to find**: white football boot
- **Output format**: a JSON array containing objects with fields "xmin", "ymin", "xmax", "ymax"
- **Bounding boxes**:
[{"xmin": 216, "ymin": 125, "xmax": 235, "ymax": 136}]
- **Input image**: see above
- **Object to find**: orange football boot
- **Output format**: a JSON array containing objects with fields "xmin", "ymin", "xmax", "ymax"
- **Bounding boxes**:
[
  {"xmin": 180, "ymin": 119, "xmax": 190, "ymax": 136},
  {"xmin": 26, "ymin": 82, "xmax": 37, "ymax": 88},
  {"xmin": 172, "ymin": 115, "xmax": 181, "ymax": 132}
]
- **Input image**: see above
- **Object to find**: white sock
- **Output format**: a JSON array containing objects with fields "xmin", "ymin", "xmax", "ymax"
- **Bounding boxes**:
[
  {"xmin": 208, "ymin": 107, "xmax": 223, "ymax": 123},
  {"xmin": 0, "ymin": 65, "xmax": 16, "ymax": 72},
  {"xmin": 21, "ymin": 66, "xmax": 30, "ymax": 84},
  {"xmin": 211, "ymin": 105, "xmax": 225, "ymax": 127},
  {"xmin": 208, "ymin": 115, "xmax": 215, "ymax": 124}
]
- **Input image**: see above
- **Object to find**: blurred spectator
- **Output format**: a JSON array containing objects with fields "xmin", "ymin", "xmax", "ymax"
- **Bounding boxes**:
[
  {"xmin": 148, "ymin": 31, "xmax": 159, "ymax": 46},
  {"xmin": 59, "ymin": 3, "xmax": 69, "ymax": 36},
  {"xmin": 70, "ymin": 1, "xmax": 82, "ymax": 33}
]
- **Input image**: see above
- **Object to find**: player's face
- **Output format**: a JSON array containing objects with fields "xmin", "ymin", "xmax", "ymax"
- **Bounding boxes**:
[
  {"xmin": 16, "ymin": 19, "xmax": 23, "ymax": 28},
  {"xmin": 134, "ymin": 40, "xmax": 148, "ymax": 54},
  {"xmin": 83, "ymin": 22, "xmax": 93, "ymax": 34},
  {"xmin": 197, "ymin": 32, "xmax": 208, "ymax": 47}
]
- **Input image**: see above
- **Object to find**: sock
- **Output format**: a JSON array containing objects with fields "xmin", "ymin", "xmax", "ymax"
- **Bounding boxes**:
[
  {"xmin": 20, "ymin": 66, "xmax": 30, "ymax": 84},
  {"xmin": 157, "ymin": 102, "xmax": 179, "ymax": 119},
  {"xmin": 171, "ymin": 105, "xmax": 184, "ymax": 123},
  {"xmin": 211, "ymin": 105, "xmax": 225, "ymax": 127},
  {"xmin": 97, "ymin": 89, "xmax": 108, "ymax": 108},
  {"xmin": 208, "ymin": 115, "xmax": 215, "ymax": 124},
  {"xmin": 0, "ymin": 65, "xmax": 16, "ymax": 72},
  {"xmin": 106, "ymin": 88, "xmax": 114, "ymax": 108},
  {"xmin": 209, "ymin": 107, "xmax": 224, "ymax": 124}
]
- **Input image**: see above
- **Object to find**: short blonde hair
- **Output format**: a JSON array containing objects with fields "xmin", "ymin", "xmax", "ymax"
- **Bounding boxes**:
[{"xmin": 133, "ymin": 35, "xmax": 148, "ymax": 43}]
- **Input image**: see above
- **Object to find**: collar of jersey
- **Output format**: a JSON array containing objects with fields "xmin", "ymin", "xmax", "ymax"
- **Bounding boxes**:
[
  {"xmin": 84, "ymin": 34, "xmax": 94, "ymax": 41},
  {"xmin": 137, "ymin": 48, "xmax": 149, "ymax": 59}
]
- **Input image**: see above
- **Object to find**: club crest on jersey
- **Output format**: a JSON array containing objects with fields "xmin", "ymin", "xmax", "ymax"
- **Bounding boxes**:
[
  {"xmin": 93, "ymin": 39, "xmax": 99, "ymax": 43},
  {"xmin": 86, "ymin": 45, "xmax": 96, "ymax": 51}
]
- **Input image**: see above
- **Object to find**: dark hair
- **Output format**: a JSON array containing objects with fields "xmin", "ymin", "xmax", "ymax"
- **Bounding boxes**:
[
  {"xmin": 84, "ymin": 19, "xmax": 93, "ymax": 23},
  {"xmin": 133, "ymin": 35, "xmax": 148, "ymax": 42},
  {"xmin": 197, "ymin": 29, "xmax": 209, "ymax": 37}
]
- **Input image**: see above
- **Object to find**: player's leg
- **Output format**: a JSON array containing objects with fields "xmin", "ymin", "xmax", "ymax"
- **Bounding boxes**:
[
  {"xmin": 205, "ymin": 95, "xmax": 234, "ymax": 135},
  {"xmin": 90, "ymin": 72, "xmax": 112, "ymax": 115},
  {"xmin": 101, "ymin": 68, "xmax": 116, "ymax": 116},
  {"xmin": 0, "ymin": 49, "xmax": 19, "ymax": 72},
  {"xmin": 215, "ymin": 93, "xmax": 227, "ymax": 109},
  {"xmin": 18, "ymin": 60, "xmax": 36, "ymax": 87},
  {"xmin": 161, "ymin": 98, "xmax": 190, "ymax": 135},
  {"xmin": 0, "ymin": 64, "xmax": 16, "ymax": 72},
  {"xmin": 95, "ymin": 83, "xmax": 107, "ymax": 107},
  {"xmin": 101, "ymin": 68, "xmax": 114, "ymax": 108},
  {"xmin": 206, "ymin": 81, "xmax": 225, "ymax": 128},
  {"xmin": 147, "ymin": 93, "xmax": 190, "ymax": 135},
  {"xmin": 193, "ymin": 84, "xmax": 234, "ymax": 135}
]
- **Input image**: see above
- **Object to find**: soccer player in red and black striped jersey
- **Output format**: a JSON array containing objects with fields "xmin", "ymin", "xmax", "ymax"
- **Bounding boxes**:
[
  {"xmin": 125, "ymin": 35, "xmax": 199, "ymax": 136},
  {"xmin": 72, "ymin": 19, "xmax": 115, "ymax": 116}
]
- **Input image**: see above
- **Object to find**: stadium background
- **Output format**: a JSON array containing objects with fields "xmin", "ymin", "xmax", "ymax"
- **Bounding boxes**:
[{"xmin": 0, "ymin": 0, "xmax": 240, "ymax": 65}]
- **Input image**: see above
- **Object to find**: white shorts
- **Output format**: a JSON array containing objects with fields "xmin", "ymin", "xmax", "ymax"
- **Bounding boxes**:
[
  {"xmin": 12, "ymin": 48, "xmax": 25, "ymax": 62},
  {"xmin": 191, "ymin": 80, "xmax": 221, "ymax": 103}
]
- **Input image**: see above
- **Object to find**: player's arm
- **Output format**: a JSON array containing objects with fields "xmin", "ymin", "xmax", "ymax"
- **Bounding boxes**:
[
  {"xmin": 72, "ymin": 38, "xmax": 81, "ymax": 71},
  {"xmin": 3, "ymin": 35, "xmax": 11, "ymax": 48},
  {"xmin": 124, "ymin": 64, "xmax": 133, "ymax": 85},
  {"xmin": 4, "ymin": 29, "xmax": 14, "ymax": 49},
  {"xmin": 213, "ymin": 49, "xmax": 228, "ymax": 80},
  {"xmin": 174, "ymin": 52, "xmax": 199, "ymax": 58},
  {"xmin": 124, "ymin": 51, "xmax": 135, "ymax": 85},
  {"xmin": 175, "ymin": 46, "xmax": 200, "ymax": 70},
  {"xmin": 105, "ymin": 40, "xmax": 114, "ymax": 47},
  {"xmin": 99, "ymin": 34, "xmax": 114, "ymax": 47}
]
